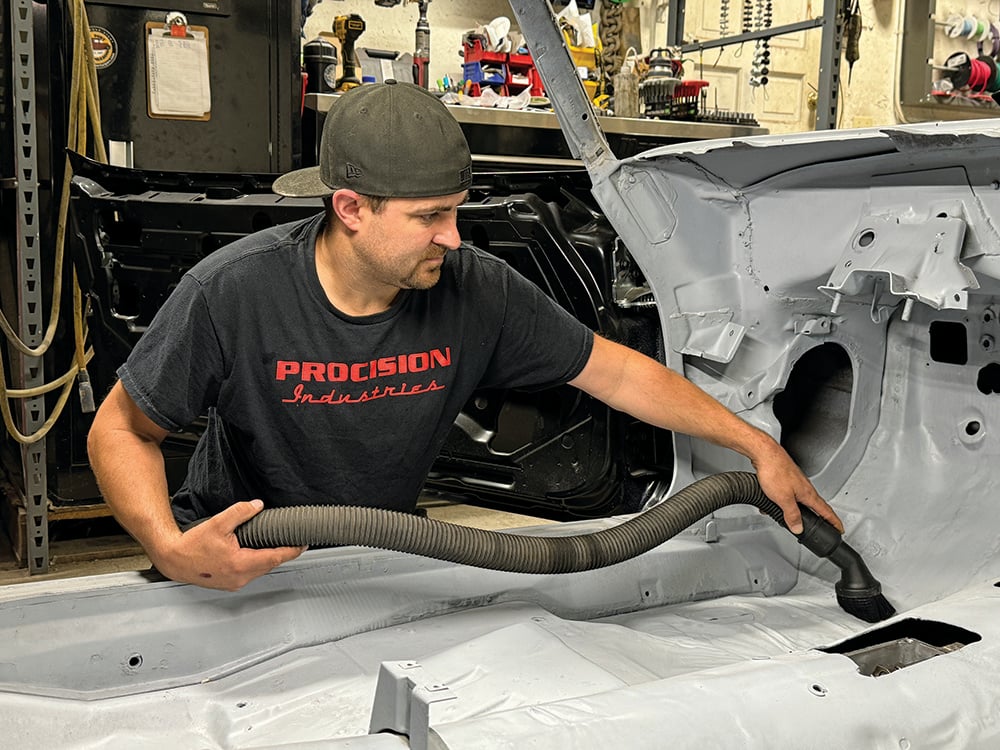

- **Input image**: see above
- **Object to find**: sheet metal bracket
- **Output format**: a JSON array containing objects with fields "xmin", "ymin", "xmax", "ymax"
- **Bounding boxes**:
[
  {"xmin": 820, "ymin": 214, "xmax": 977, "ymax": 322},
  {"xmin": 368, "ymin": 660, "xmax": 457, "ymax": 750}
]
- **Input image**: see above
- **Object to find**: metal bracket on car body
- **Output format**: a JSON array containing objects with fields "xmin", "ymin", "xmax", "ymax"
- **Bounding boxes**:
[
  {"xmin": 819, "ymin": 214, "xmax": 979, "ymax": 321},
  {"xmin": 668, "ymin": 310, "xmax": 747, "ymax": 363},
  {"xmin": 793, "ymin": 316, "xmax": 833, "ymax": 336},
  {"xmin": 368, "ymin": 660, "xmax": 456, "ymax": 750}
]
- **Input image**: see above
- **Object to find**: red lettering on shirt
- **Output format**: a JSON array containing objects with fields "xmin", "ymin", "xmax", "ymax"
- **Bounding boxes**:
[
  {"xmin": 274, "ymin": 348, "xmax": 452, "ymax": 384},
  {"xmin": 275, "ymin": 348, "xmax": 452, "ymax": 405},
  {"xmin": 275, "ymin": 360, "xmax": 300, "ymax": 380},
  {"xmin": 301, "ymin": 362, "xmax": 326, "ymax": 382},
  {"xmin": 281, "ymin": 380, "xmax": 446, "ymax": 405}
]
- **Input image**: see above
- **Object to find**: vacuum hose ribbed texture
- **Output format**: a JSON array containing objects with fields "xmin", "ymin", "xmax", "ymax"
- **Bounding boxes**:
[{"xmin": 237, "ymin": 471, "xmax": 787, "ymax": 574}]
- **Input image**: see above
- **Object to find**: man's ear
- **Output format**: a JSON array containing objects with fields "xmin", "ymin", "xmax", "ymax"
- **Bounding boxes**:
[{"xmin": 330, "ymin": 189, "xmax": 366, "ymax": 231}]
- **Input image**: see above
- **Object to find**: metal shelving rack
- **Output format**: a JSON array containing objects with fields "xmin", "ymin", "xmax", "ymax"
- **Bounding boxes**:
[
  {"xmin": 665, "ymin": 0, "xmax": 852, "ymax": 131},
  {"xmin": 7, "ymin": 0, "xmax": 49, "ymax": 573}
]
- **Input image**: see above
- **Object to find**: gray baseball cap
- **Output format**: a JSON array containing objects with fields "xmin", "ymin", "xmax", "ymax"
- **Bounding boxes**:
[{"xmin": 273, "ymin": 80, "xmax": 472, "ymax": 199}]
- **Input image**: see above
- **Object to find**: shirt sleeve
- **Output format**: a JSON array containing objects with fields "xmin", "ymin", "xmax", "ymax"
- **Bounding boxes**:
[
  {"xmin": 117, "ymin": 274, "xmax": 227, "ymax": 431},
  {"xmin": 478, "ymin": 262, "xmax": 594, "ymax": 390}
]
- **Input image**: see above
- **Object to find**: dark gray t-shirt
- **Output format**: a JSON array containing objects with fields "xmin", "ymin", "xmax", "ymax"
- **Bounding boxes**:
[{"xmin": 118, "ymin": 214, "xmax": 594, "ymax": 524}]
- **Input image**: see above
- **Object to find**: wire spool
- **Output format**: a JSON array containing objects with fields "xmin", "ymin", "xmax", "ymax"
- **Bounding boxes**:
[
  {"xmin": 944, "ymin": 13, "xmax": 963, "ymax": 38},
  {"xmin": 966, "ymin": 55, "xmax": 996, "ymax": 92},
  {"xmin": 944, "ymin": 51, "xmax": 973, "ymax": 89},
  {"xmin": 967, "ymin": 15, "xmax": 982, "ymax": 40},
  {"xmin": 946, "ymin": 14, "xmax": 977, "ymax": 39},
  {"xmin": 977, "ymin": 22, "xmax": 1000, "ymax": 58},
  {"xmin": 978, "ymin": 55, "xmax": 1000, "ymax": 92}
]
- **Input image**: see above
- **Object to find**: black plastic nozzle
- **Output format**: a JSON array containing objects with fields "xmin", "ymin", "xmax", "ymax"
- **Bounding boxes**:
[{"xmin": 795, "ymin": 507, "xmax": 896, "ymax": 623}]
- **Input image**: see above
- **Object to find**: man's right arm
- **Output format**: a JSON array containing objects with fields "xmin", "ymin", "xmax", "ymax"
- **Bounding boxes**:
[{"xmin": 87, "ymin": 382, "xmax": 306, "ymax": 590}]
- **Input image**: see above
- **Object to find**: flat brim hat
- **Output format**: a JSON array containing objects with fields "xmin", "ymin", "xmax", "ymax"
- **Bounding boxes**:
[{"xmin": 273, "ymin": 80, "xmax": 472, "ymax": 199}]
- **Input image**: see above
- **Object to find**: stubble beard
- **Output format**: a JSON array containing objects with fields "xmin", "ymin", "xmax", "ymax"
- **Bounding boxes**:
[
  {"xmin": 398, "ymin": 245, "xmax": 449, "ymax": 290},
  {"xmin": 352, "ymin": 222, "xmax": 450, "ymax": 291}
]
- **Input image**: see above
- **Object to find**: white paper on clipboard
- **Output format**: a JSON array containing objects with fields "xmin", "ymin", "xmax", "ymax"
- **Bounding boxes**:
[{"xmin": 147, "ymin": 29, "xmax": 211, "ymax": 117}]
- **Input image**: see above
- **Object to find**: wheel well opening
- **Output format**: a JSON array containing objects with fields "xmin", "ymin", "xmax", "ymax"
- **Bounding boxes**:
[{"xmin": 772, "ymin": 343, "xmax": 854, "ymax": 477}]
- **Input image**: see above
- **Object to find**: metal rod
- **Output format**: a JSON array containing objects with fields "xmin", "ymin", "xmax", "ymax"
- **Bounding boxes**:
[{"xmin": 680, "ymin": 18, "xmax": 826, "ymax": 54}]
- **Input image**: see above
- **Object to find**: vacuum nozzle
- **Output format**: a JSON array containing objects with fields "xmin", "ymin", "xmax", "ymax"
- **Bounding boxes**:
[{"xmin": 795, "ymin": 506, "xmax": 896, "ymax": 623}]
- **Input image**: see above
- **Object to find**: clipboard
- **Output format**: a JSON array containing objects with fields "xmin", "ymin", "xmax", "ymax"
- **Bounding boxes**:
[{"xmin": 145, "ymin": 21, "xmax": 212, "ymax": 121}]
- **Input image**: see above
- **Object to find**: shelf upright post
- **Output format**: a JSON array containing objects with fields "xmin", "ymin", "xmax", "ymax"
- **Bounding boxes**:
[
  {"xmin": 9, "ymin": 0, "xmax": 49, "ymax": 573},
  {"xmin": 815, "ymin": 0, "xmax": 847, "ymax": 130}
]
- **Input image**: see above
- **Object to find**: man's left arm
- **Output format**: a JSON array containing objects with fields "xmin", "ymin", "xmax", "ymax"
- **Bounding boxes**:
[{"xmin": 569, "ymin": 334, "xmax": 843, "ymax": 534}]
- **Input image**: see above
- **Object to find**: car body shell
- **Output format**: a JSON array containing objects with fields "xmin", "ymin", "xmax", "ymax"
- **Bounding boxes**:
[{"xmin": 3, "ymin": 1, "xmax": 1000, "ymax": 747}]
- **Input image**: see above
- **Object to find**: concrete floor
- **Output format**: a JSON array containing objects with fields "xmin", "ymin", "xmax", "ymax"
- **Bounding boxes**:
[{"xmin": 0, "ymin": 499, "xmax": 553, "ymax": 586}]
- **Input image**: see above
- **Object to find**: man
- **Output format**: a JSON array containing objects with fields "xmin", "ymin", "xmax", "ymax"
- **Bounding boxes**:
[{"xmin": 88, "ymin": 81, "xmax": 842, "ymax": 591}]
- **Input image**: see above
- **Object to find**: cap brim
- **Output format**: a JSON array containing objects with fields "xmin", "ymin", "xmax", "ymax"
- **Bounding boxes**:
[{"xmin": 271, "ymin": 166, "xmax": 334, "ymax": 198}]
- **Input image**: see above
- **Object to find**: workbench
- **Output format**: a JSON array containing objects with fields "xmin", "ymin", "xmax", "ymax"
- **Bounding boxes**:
[{"xmin": 305, "ymin": 93, "xmax": 766, "ymax": 168}]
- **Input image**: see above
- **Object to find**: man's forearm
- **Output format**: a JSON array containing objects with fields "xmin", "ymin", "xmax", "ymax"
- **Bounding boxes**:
[
  {"xmin": 570, "ymin": 334, "xmax": 845, "ymax": 533},
  {"xmin": 88, "ymin": 427, "xmax": 181, "ymax": 561},
  {"xmin": 87, "ymin": 382, "xmax": 306, "ymax": 589},
  {"xmin": 643, "ymin": 362, "xmax": 780, "ymax": 464},
  {"xmin": 574, "ymin": 336, "xmax": 777, "ymax": 461}
]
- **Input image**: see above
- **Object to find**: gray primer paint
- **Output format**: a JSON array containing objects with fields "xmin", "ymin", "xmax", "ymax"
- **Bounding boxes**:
[{"xmin": 2, "ymin": 2, "xmax": 1000, "ymax": 746}]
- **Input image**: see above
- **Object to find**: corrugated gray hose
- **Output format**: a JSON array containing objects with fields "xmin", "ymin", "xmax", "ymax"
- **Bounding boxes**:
[
  {"xmin": 237, "ymin": 471, "xmax": 895, "ymax": 622},
  {"xmin": 237, "ymin": 471, "xmax": 764, "ymax": 571}
]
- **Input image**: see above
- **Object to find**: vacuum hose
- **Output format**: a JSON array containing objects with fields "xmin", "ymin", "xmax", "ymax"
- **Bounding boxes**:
[{"xmin": 237, "ymin": 471, "xmax": 895, "ymax": 622}]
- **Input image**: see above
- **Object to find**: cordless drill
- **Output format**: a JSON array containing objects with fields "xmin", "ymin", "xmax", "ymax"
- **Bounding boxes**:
[{"xmin": 333, "ymin": 13, "xmax": 366, "ymax": 91}]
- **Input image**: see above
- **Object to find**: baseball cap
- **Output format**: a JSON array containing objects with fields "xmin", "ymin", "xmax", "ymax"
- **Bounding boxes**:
[{"xmin": 273, "ymin": 80, "xmax": 472, "ymax": 199}]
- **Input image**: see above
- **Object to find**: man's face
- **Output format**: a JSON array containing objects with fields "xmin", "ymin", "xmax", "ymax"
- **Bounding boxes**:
[{"xmin": 353, "ymin": 191, "xmax": 468, "ymax": 291}]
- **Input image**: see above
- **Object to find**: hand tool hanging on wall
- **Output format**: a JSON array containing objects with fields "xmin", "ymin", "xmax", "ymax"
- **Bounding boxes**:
[
  {"xmin": 844, "ymin": 0, "xmax": 862, "ymax": 84},
  {"xmin": 373, "ymin": 0, "xmax": 432, "ymax": 88}
]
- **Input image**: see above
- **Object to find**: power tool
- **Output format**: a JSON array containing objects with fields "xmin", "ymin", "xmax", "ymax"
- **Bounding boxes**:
[
  {"xmin": 333, "ymin": 13, "xmax": 366, "ymax": 91},
  {"xmin": 413, "ymin": 1, "xmax": 430, "ymax": 89},
  {"xmin": 373, "ymin": 0, "xmax": 431, "ymax": 89}
]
